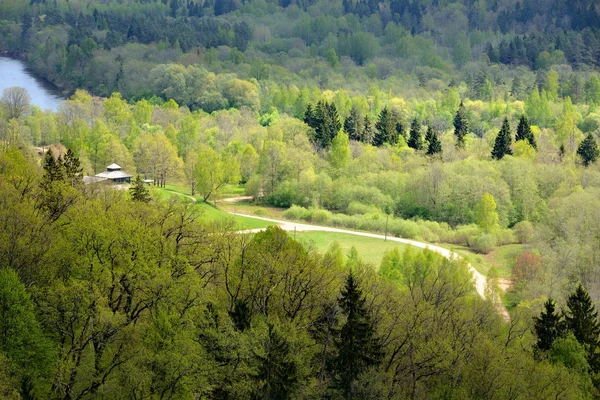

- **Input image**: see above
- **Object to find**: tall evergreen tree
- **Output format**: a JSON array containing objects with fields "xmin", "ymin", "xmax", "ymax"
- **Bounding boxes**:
[
  {"xmin": 453, "ymin": 101, "xmax": 468, "ymax": 148},
  {"xmin": 395, "ymin": 121, "xmax": 405, "ymax": 142},
  {"xmin": 41, "ymin": 149, "xmax": 64, "ymax": 186},
  {"xmin": 515, "ymin": 115, "xmax": 536, "ymax": 149},
  {"xmin": 254, "ymin": 324, "xmax": 298, "ymax": 399},
  {"xmin": 425, "ymin": 126, "xmax": 442, "ymax": 156},
  {"xmin": 491, "ymin": 117, "xmax": 513, "ymax": 160},
  {"xmin": 62, "ymin": 148, "xmax": 83, "ymax": 188},
  {"xmin": 534, "ymin": 298, "xmax": 566, "ymax": 354},
  {"xmin": 344, "ymin": 106, "xmax": 362, "ymax": 142},
  {"xmin": 373, "ymin": 107, "xmax": 396, "ymax": 146},
  {"xmin": 362, "ymin": 114, "xmax": 374, "ymax": 144},
  {"xmin": 565, "ymin": 284, "xmax": 600, "ymax": 372},
  {"xmin": 407, "ymin": 118, "xmax": 423, "ymax": 150},
  {"xmin": 577, "ymin": 133, "xmax": 600, "ymax": 167},
  {"xmin": 129, "ymin": 175, "xmax": 151, "ymax": 203},
  {"xmin": 331, "ymin": 273, "xmax": 383, "ymax": 397}
]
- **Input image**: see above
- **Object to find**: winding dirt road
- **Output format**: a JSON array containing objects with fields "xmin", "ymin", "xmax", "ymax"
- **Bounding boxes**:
[{"xmin": 165, "ymin": 191, "xmax": 510, "ymax": 320}]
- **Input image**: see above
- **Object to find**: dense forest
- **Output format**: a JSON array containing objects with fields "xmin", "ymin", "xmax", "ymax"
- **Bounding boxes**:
[{"xmin": 3, "ymin": 0, "xmax": 600, "ymax": 398}]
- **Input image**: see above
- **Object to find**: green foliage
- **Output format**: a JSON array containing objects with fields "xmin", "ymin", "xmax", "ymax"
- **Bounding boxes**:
[
  {"xmin": 331, "ymin": 273, "xmax": 383, "ymax": 397},
  {"xmin": 577, "ymin": 133, "xmax": 599, "ymax": 167},
  {"xmin": 475, "ymin": 193, "xmax": 499, "ymax": 233},
  {"xmin": 516, "ymin": 115, "xmax": 536, "ymax": 149},
  {"xmin": 565, "ymin": 284, "xmax": 600, "ymax": 372},
  {"xmin": 491, "ymin": 118, "xmax": 513, "ymax": 160},
  {"xmin": 129, "ymin": 175, "xmax": 151, "ymax": 203},
  {"xmin": 407, "ymin": 118, "xmax": 423, "ymax": 150},
  {"xmin": 425, "ymin": 125, "xmax": 442, "ymax": 156},
  {"xmin": 534, "ymin": 299, "xmax": 566, "ymax": 353},
  {"xmin": 453, "ymin": 102, "xmax": 468, "ymax": 148}
]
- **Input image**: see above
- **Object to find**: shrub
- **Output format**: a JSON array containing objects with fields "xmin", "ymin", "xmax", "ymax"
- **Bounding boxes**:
[
  {"xmin": 311, "ymin": 209, "xmax": 332, "ymax": 224},
  {"xmin": 512, "ymin": 252, "xmax": 543, "ymax": 284},
  {"xmin": 347, "ymin": 201, "xmax": 381, "ymax": 215},
  {"xmin": 513, "ymin": 221, "xmax": 535, "ymax": 244},
  {"xmin": 471, "ymin": 234, "xmax": 497, "ymax": 254},
  {"xmin": 252, "ymin": 208, "xmax": 267, "ymax": 216},
  {"xmin": 283, "ymin": 205, "xmax": 312, "ymax": 221}
]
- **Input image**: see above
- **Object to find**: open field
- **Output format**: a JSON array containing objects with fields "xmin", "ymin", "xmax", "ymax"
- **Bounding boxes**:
[{"xmin": 292, "ymin": 231, "xmax": 408, "ymax": 269}]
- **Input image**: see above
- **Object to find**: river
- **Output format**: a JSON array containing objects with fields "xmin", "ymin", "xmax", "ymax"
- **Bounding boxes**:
[{"xmin": 0, "ymin": 56, "xmax": 65, "ymax": 112}]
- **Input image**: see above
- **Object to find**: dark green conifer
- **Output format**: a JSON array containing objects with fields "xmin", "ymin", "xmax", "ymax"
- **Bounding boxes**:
[
  {"xmin": 331, "ymin": 273, "xmax": 383, "ymax": 397},
  {"xmin": 373, "ymin": 107, "xmax": 395, "ymax": 146},
  {"xmin": 254, "ymin": 324, "xmax": 298, "ymax": 399},
  {"xmin": 129, "ymin": 175, "xmax": 151, "ymax": 203},
  {"xmin": 491, "ymin": 117, "xmax": 513, "ymax": 160},
  {"xmin": 344, "ymin": 106, "xmax": 362, "ymax": 142},
  {"xmin": 565, "ymin": 284, "xmax": 600, "ymax": 372},
  {"xmin": 533, "ymin": 298, "xmax": 565, "ymax": 354},
  {"xmin": 62, "ymin": 148, "xmax": 83, "ymax": 188},
  {"xmin": 362, "ymin": 114, "xmax": 374, "ymax": 144},
  {"xmin": 41, "ymin": 149, "xmax": 64, "ymax": 186},
  {"xmin": 407, "ymin": 118, "xmax": 423, "ymax": 150},
  {"xmin": 425, "ymin": 126, "xmax": 442, "ymax": 156},
  {"xmin": 516, "ymin": 115, "xmax": 536, "ymax": 149},
  {"xmin": 453, "ymin": 101, "xmax": 468, "ymax": 148},
  {"xmin": 577, "ymin": 133, "xmax": 599, "ymax": 167}
]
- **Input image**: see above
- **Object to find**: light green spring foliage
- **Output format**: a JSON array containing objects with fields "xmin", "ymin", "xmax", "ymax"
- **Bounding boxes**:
[
  {"xmin": 475, "ymin": 192, "xmax": 499, "ymax": 233},
  {"xmin": 328, "ymin": 129, "xmax": 351, "ymax": 169}
]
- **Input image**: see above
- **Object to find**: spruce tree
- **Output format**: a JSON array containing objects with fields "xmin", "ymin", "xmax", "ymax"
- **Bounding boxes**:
[
  {"xmin": 516, "ymin": 115, "xmax": 536, "ymax": 149},
  {"xmin": 453, "ymin": 101, "xmax": 468, "ymax": 148},
  {"xmin": 491, "ymin": 117, "xmax": 513, "ymax": 160},
  {"xmin": 41, "ymin": 149, "xmax": 64, "ymax": 186},
  {"xmin": 344, "ymin": 106, "xmax": 362, "ymax": 142},
  {"xmin": 577, "ymin": 133, "xmax": 600, "ymax": 167},
  {"xmin": 425, "ymin": 126, "xmax": 442, "ymax": 156},
  {"xmin": 407, "ymin": 118, "xmax": 423, "ymax": 150},
  {"xmin": 395, "ymin": 121, "xmax": 405, "ymax": 142},
  {"xmin": 565, "ymin": 284, "xmax": 600, "ymax": 372},
  {"xmin": 254, "ymin": 324, "xmax": 298, "ymax": 399},
  {"xmin": 331, "ymin": 273, "xmax": 383, "ymax": 397},
  {"xmin": 362, "ymin": 114, "xmax": 374, "ymax": 144},
  {"xmin": 63, "ymin": 148, "xmax": 83, "ymax": 188},
  {"xmin": 129, "ymin": 175, "xmax": 151, "ymax": 203},
  {"xmin": 534, "ymin": 298, "xmax": 566, "ymax": 353},
  {"xmin": 374, "ymin": 107, "xmax": 395, "ymax": 146}
]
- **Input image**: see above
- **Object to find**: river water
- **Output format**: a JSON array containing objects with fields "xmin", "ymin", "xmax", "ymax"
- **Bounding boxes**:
[{"xmin": 0, "ymin": 56, "xmax": 65, "ymax": 112}]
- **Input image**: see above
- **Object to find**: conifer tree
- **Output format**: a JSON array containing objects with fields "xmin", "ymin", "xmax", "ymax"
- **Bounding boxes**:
[
  {"xmin": 565, "ymin": 284, "xmax": 600, "ymax": 372},
  {"xmin": 62, "ymin": 148, "xmax": 83, "ymax": 188},
  {"xmin": 516, "ymin": 115, "xmax": 536, "ymax": 149},
  {"xmin": 534, "ymin": 298, "xmax": 566, "ymax": 353},
  {"xmin": 362, "ymin": 114, "xmax": 374, "ymax": 144},
  {"xmin": 407, "ymin": 118, "xmax": 423, "ymax": 150},
  {"xmin": 453, "ymin": 101, "xmax": 468, "ymax": 148},
  {"xmin": 41, "ymin": 149, "xmax": 64, "ymax": 186},
  {"xmin": 254, "ymin": 324, "xmax": 298, "ymax": 399},
  {"xmin": 344, "ymin": 106, "xmax": 362, "ymax": 142},
  {"xmin": 577, "ymin": 133, "xmax": 599, "ymax": 167},
  {"xmin": 395, "ymin": 121, "xmax": 405, "ymax": 142},
  {"xmin": 491, "ymin": 117, "xmax": 513, "ymax": 160},
  {"xmin": 331, "ymin": 273, "xmax": 383, "ymax": 397},
  {"xmin": 129, "ymin": 175, "xmax": 151, "ymax": 203},
  {"xmin": 425, "ymin": 126, "xmax": 442, "ymax": 156},
  {"xmin": 374, "ymin": 107, "xmax": 396, "ymax": 146}
]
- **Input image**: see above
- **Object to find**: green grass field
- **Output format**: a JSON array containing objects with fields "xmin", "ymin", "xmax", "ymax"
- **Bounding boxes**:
[
  {"xmin": 444, "ymin": 243, "xmax": 524, "ymax": 279},
  {"xmin": 292, "ymin": 231, "xmax": 408, "ymax": 269},
  {"xmin": 157, "ymin": 187, "xmax": 274, "ymax": 230}
]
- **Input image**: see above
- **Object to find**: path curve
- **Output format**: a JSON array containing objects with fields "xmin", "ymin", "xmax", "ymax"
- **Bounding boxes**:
[
  {"xmin": 163, "ymin": 190, "xmax": 509, "ymax": 320},
  {"xmin": 233, "ymin": 213, "xmax": 510, "ymax": 321}
]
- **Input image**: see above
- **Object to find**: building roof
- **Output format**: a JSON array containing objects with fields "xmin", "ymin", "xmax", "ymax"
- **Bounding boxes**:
[
  {"xmin": 95, "ymin": 170, "xmax": 133, "ymax": 180},
  {"xmin": 106, "ymin": 163, "xmax": 122, "ymax": 171}
]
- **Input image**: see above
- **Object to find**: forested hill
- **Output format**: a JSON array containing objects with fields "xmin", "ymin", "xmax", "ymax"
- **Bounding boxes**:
[{"xmin": 1, "ymin": 0, "xmax": 600, "ymax": 107}]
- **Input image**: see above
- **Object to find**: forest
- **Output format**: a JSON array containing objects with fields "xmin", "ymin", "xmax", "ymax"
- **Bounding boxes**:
[{"xmin": 2, "ymin": 0, "xmax": 600, "ymax": 398}]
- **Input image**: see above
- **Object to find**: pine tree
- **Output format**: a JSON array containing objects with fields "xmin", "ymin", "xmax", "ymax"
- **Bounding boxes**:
[
  {"xmin": 62, "ymin": 148, "xmax": 83, "ymax": 188},
  {"xmin": 534, "ymin": 298, "xmax": 566, "ymax": 353},
  {"xmin": 344, "ymin": 106, "xmax": 362, "ymax": 142},
  {"xmin": 129, "ymin": 175, "xmax": 151, "ymax": 203},
  {"xmin": 41, "ymin": 149, "xmax": 64, "ymax": 186},
  {"xmin": 331, "ymin": 273, "xmax": 383, "ymax": 397},
  {"xmin": 516, "ymin": 115, "xmax": 536, "ymax": 149},
  {"xmin": 395, "ymin": 121, "xmax": 405, "ymax": 142},
  {"xmin": 373, "ymin": 107, "xmax": 396, "ymax": 146},
  {"xmin": 565, "ymin": 284, "xmax": 600, "ymax": 372},
  {"xmin": 362, "ymin": 114, "xmax": 374, "ymax": 144},
  {"xmin": 425, "ymin": 126, "xmax": 442, "ymax": 156},
  {"xmin": 254, "ymin": 324, "xmax": 298, "ymax": 399},
  {"xmin": 453, "ymin": 101, "xmax": 468, "ymax": 148},
  {"xmin": 407, "ymin": 118, "xmax": 423, "ymax": 150},
  {"xmin": 491, "ymin": 117, "xmax": 513, "ymax": 160},
  {"xmin": 577, "ymin": 133, "xmax": 600, "ymax": 167}
]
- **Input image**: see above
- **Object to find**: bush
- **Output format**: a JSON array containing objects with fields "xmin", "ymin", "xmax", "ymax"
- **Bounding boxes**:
[
  {"xmin": 495, "ymin": 228, "xmax": 516, "ymax": 246},
  {"xmin": 512, "ymin": 252, "xmax": 543, "ymax": 284},
  {"xmin": 514, "ymin": 221, "xmax": 535, "ymax": 244},
  {"xmin": 311, "ymin": 209, "xmax": 332, "ymax": 224},
  {"xmin": 252, "ymin": 208, "xmax": 267, "ymax": 216},
  {"xmin": 283, "ymin": 205, "xmax": 312, "ymax": 221},
  {"xmin": 471, "ymin": 234, "xmax": 497, "ymax": 254},
  {"xmin": 347, "ymin": 201, "xmax": 381, "ymax": 215}
]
